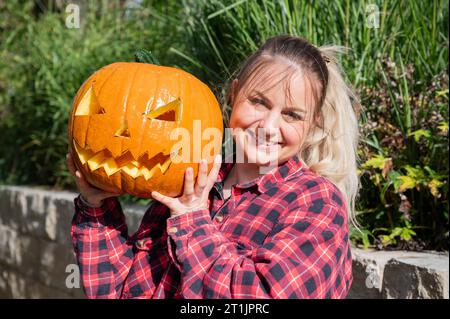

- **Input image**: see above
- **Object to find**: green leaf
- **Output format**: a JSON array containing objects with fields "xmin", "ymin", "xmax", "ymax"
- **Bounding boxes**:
[
  {"xmin": 403, "ymin": 165, "xmax": 423, "ymax": 179},
  {"xmin": 408, "ymin": 129, "xmax": 431, "ymax": 142},
  {"xmin": 388, "ymin": 170, "xmax": 400, "ymax": 182},
  {"xmin": 400, "ymin": 228, "xmax": 416, "ymax": 241},
  {"xmin": 391, "ymin": 227, "xmax": 403, "ymax": 238},
  {"xmin": 381, "ymin": 235, "xmax": 391, "ymax": 245},
  {"xmin": 435, "ymin": 89, "xmax": 449, "ymax": 98},
  {"xmin": 362, "ymin": 232, "xmax": 371, "ymax": 249}
]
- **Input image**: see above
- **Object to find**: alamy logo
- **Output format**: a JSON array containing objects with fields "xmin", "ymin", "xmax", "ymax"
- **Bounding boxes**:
[
  {"xmin": 365, "ymin": 4, "xmax": 380, "ymax": 29},
  {"xmin": 364, "ymin": 264, "xmax": 380, "ymax": 289},
  {"xmin": 65, "ymin": 4, "xmax": 80, "ymax": 29},
  {"xmin": 65, "ymin": 264, "xmax": 80, "ymax": 289}
]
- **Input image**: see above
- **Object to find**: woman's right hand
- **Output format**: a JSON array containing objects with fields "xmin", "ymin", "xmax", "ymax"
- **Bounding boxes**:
[{"xmin": 66, "ymin": 152, "xmax": 121, "ymax": 207}]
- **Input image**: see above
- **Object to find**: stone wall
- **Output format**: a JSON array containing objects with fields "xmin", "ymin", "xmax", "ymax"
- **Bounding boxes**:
[{"xmin": 0, "ymin": 185, "xmax": 448, "ymax": 299}]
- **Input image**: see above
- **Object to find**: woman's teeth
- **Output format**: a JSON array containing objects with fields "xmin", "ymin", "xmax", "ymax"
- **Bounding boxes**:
[{"xmin": 260, "ymin": 142, "xmax": 279, "ymax": 146}]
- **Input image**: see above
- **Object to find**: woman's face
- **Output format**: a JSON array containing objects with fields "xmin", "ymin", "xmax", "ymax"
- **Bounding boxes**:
[{"xmin": 229, "ymin": 60, "xmax": 318, "ymax": 167}]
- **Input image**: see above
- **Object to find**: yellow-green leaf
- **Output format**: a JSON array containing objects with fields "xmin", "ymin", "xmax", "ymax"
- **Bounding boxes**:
[
  {"xmin": 363, "ymin": 155, "xmax": 388, "ymax": 170},
  {"xmin": 436, "ymin": 89, "xmax": 448, "ymax": 98},
  {"xmin": 438, "ymin": 122, "xmax": 449, "ymax": 134},
  {"xmin": 397, "ymin": 175, "xmax": 416, "ymax": 192},
  {"xmin": 408, "ymin": 129, "xmax": 431, "ymax": 142},
  {"xmin": 428, "ymin": 179, "xmax": 444, "ymax": 198}
]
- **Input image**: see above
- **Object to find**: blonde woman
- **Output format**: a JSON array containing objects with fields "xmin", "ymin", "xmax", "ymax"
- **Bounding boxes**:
[{"xmin": 67, "ymin": 35, "xmax": 359, "ymax": 299}]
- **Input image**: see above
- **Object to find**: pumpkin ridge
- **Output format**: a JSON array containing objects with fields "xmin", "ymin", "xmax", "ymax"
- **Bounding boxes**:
[
  {"xmin": 76, "ymin": 64, "xmax": 120, "ymax": 150},
  {"xmin": 122, "ymin": 63, "xmax": 141, "ymax": 134},
  {"xmin": 139, "ymin": 67, "xmax": 159, "ymax": 158},
  {"xmin": 100, "ymin": 63, "xmax": 134, "ymax": 156},
  {"xmin": 97, "ymin": 63, "xmax": 122, "ymax": 97}
]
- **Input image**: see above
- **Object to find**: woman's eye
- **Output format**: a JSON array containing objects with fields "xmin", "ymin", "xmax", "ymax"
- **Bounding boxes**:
[
  {"xmin": 283, "ymin": 111, "xmax": 304, "ymax": 121},
  {"xmin": 249, "ymin": 98, "xmax": 266, "ymax": 107}
]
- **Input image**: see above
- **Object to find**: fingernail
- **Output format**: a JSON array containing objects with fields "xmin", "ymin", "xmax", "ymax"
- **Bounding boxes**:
[{"xmin": 214, "ymin": 154, "xmax": 222, "ymax": 163}]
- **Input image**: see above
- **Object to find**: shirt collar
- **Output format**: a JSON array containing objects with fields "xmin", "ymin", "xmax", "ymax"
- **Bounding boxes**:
[{"xmin": 214, "ymin": 154, "xmax": 305, "ymax": 195}]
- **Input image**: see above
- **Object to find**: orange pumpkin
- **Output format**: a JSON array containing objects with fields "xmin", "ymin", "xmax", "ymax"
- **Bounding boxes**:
[{"xmin": 68, "ymin": 60, "xmax": 223, "ymax": 198}]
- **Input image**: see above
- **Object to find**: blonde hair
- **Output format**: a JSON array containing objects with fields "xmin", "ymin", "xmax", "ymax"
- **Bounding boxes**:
[
  {"xmin": 302, "ymin": 45, "xmax": 361, "ymax": 231},
  {"xmin": 225, "ymin": 35, "xmax": 361, "ymax": 230}
]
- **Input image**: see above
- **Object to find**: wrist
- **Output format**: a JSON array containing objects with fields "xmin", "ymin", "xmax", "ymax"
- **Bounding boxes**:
[
  {"xmin": 169, "ymin": 205, "xmax": 208, "ymax": 218},
  {"xmin": 79, "ymin": 194, "xmax": 103, "ymax": 208}
]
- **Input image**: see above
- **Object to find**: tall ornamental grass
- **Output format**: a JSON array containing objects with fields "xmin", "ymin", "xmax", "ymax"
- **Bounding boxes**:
[{"xmin": 171, "ymin": 0, "xmax": 449, "ymax": 250}]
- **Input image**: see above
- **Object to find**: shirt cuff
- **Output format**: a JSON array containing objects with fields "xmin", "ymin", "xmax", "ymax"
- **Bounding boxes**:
[
  {"xmin": 166, "ymin": 209, "xmax": 212, "ymax": 237},
  {"xmin": 75, "ymin": 194, "xmax": 114, "ymax": 218},
  {"xmin": 165, "ymin": 209, "xmax": 213, "ymax": 268}
]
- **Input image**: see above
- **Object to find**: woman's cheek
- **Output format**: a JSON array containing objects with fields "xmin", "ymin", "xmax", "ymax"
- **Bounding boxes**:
[
  {"xmin": 231, "ymin": 105, "xmax": 257, "ymax": 128},
  {"xmin": 283, "ymin": 124, "xmax": 305, "ymax": 148}
]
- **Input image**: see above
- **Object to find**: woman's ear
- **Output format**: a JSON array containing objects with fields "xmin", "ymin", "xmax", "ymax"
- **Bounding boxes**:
[{"xmin": 313, "ymin": 111, "xmax": 323, "ymax": 128}]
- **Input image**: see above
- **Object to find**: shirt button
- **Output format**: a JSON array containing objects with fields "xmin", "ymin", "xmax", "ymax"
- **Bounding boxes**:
[
  {"xmin": 168, "ymin": 226, "xmax": 178, "ymax": 234},
  {"xmin": 136, "ymin": 239, "xmax": 146, "ymax": 249},
  {"xmin": 215, "ymin": 214, "xmax": 224, "ymax": 222}
]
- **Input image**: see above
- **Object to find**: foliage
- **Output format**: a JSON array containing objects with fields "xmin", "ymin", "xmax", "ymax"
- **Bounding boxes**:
[
  {"xmin": 171, "ymin": 0, "xmax": 449, "ymax": 251},
  {"xmin": 0, "ymin": 0, "xmax": 183, "ymax": 189},
  {"xmin": 0, "ymin": 0, "xmax": 448, "ymax": 249}
]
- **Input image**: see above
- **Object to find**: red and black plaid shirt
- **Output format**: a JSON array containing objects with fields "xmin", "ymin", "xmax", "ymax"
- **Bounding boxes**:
[{"xmin": 71, "ymin": 154, "xmax": 353, "ymax": 299}]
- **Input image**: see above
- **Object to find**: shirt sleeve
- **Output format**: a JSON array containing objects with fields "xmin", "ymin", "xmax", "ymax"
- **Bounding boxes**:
[
  {"xmin": 71, "ymin": 195, "xmax": 135, "ymax": 298},
  {"xmin": 166, "ymin": 200, "xmax": 353, "ymax": 299}
]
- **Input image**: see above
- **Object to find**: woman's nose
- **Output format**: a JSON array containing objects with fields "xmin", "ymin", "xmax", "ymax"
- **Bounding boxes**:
[
  {"xmin": 258, "ymin": 108, "xmax": 281, "ymax": 129},
  {"xmin": 257, "ymin": 110, "xmax": 281, "ymax": 140}
]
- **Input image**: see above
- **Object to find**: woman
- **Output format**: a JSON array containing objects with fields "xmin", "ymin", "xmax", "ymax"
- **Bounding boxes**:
[{"xmin": 67, "ymin": 35, "xmax": 359, "ymax": 299}]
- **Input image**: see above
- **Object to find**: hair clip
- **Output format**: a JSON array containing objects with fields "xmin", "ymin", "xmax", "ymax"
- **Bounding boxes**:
[{"xmin": 323, "ymin": 55, "xmax": 331, "ymax": 64}]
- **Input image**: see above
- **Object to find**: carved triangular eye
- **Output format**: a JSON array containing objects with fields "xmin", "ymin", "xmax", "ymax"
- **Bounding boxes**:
[
  {"xmin": 146, "ymin": 99, "xmax": 182, "ymax": 122},
  {"xmin": 75, "ymin": 86, "xmax": 105, "ymax": 116},
  {"xmin": 155, "ymin": 109, "xmax": 175, "ymax": 121}
]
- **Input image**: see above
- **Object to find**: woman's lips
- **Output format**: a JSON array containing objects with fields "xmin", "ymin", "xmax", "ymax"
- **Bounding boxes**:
[
  {"xmin": 246, "ymin": 130, "xmax": 283, "ymax": 151},
  {"xmin": 247, "ymin": 129, "xmax": 282, "ymax": 143}
]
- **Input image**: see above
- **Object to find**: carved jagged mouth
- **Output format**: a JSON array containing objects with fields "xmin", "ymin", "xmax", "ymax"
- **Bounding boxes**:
[{"xmin": 73, "ymin": 140, "xmax": 179, "ymax": 180}]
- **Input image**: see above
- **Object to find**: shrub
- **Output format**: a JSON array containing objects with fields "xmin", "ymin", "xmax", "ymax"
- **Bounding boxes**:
[{"xmin": 172, "ymin": 0, "xmax": 449, "ymax": 250}]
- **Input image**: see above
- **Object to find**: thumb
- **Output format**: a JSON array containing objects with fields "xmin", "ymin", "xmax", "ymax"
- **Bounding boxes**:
[{"xmin": 151, "ymin": 191, "xmax": 175, "ymax": 209}]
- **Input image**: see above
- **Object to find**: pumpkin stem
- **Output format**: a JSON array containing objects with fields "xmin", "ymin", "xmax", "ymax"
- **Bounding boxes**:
[{"xmin": 134, "ymin": 49, "xmax": 161, "ymax": 65}]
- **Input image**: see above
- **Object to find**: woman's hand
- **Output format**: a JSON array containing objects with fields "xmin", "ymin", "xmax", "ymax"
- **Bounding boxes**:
[
  {"xmin": 151, "ymin": 155, "xmax": 222, "ymax": 218},
  {"xmin": 66, "ymin": 152, "xmax": 121, "ymax": 207}
]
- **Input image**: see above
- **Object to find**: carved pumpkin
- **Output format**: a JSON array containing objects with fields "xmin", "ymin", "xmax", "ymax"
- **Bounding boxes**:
[{"xmin": 68, "ymin": 59, "xmax": 223, "ymax": 198}]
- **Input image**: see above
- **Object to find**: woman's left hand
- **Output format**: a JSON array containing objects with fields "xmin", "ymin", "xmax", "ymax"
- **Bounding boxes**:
[{"xmin": 151, "ymin": 155, "xmax": 222, "ymax": 218}]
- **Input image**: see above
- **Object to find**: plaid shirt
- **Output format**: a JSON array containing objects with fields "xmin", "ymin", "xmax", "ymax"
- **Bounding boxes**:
[{"xmin": 71, "ymin": 154, "xmax": 353, "ymax": 299}]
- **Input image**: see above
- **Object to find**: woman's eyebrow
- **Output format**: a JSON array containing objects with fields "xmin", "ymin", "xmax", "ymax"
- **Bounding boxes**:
[
  {"xmin": 255, "ymin": 91, "xmax": 307, "ymax": 113},
  {"xmin": 284, "ymin": 106, "xmax": 307, "ymax": 114},
  {"xmin": 254, "ymin": 91, "xmax": 307, "ymax": 113},
  {"xmin": 254, "ymin": 91, "xmax": 272, "ymax": 105}
]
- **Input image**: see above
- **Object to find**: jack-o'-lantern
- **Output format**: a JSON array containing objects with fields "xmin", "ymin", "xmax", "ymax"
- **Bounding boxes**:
[{"xmin": 68, "ymin": 51, "xmax": 223, "ymax": 198}]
